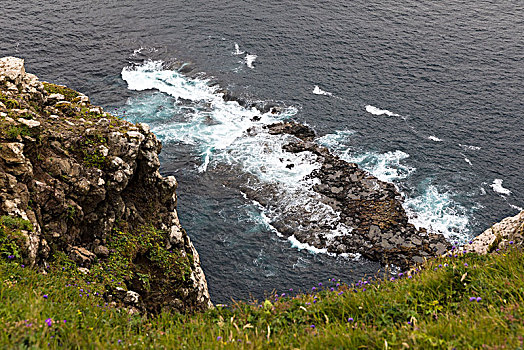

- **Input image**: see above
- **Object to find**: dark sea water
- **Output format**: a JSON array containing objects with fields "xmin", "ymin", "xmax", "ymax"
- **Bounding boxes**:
[{"xmin": 2, "ymin": 1, "xmax": 522, "ymax": 303}]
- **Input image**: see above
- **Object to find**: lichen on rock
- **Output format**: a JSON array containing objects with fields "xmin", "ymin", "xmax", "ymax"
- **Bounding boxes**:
[{"xmin": 0, "ymin": 56, "xmax": 211, "ymax": 313}]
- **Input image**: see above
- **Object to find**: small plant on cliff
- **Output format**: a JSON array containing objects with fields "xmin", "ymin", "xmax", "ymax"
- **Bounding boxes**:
[
  {"xmin": 3, "ymin": 124, "xmax": 31, "ymax": 140},
  {"xmin": 42, "ymin": 82, "xmax": 79, "ymax": 101},
  {"xmin": 0, "ymin": 216, "xmax": 32, "ymax": 261}
]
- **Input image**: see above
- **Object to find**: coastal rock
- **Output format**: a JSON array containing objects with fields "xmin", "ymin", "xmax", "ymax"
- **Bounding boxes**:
[
  {"xmin": 240, "ymin": 121, "xmax": 452, "ymax": 269},
  {"xmin": 464, "ymin": 210, "xmax": 524, "ymax": 254},
  {"xmin": 0, "ymin": 57, "xmax": 211, "ymax": 313}
]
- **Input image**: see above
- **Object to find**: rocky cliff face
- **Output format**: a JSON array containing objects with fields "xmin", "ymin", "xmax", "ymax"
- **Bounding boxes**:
[{"xmin": 0, "ymin": 57, "xmax": 211, "ymax": 313}]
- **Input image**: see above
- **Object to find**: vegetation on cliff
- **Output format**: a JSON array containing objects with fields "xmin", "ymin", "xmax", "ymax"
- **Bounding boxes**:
[{"xmin": 1, "ymin": 243, "xmax": 523, "ymax": 348}]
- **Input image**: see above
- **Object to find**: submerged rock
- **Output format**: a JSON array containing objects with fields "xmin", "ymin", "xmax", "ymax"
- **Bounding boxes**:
[{"xmin": 0, "ymin": 57, "xmax": 211, "ymax": 313}]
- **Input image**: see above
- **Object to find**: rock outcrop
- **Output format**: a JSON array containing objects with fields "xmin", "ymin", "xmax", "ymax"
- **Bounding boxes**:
[
  {"xmin": 464, "ymin": 210, "xmax": 524, "ymax": 254},
  {"xmin": 0, "ymin": 57, "xmax": 211, "ymax": 313},
  {"xmin": 241, "ymin": 122, "xmax": 451, "ymax": 269}
]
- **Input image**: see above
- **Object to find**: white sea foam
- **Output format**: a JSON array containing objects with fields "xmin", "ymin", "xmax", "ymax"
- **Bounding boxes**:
[
  {"xmin": 460, "ymin": 153, "xmax": 472, "ymax": 165},
  {"xmin": 509, "ymin": 204, "xmax": 523, "ymax": 211},
  {"xmin": 233, "ymin": 43, "xmax": 244, "ymax": 55},
  {"xmin": 459, "ymin": 144, "xmax": 481, "ymax": 151},
  {"xmin": 491, "ymin": 179, "xmax": 511, "ymax": 195},
  {"xmin": 122, "ymin": 60, "xmax": 353, "ymax": 254},
  {"xmin": 346, "ymin": 150, "xmax": 414, "ymax": 183},
  {"xmin": 428, "ymin": 136, "xmax": 443, "ymax": 142},
  {"xmin": 245, "ymin": 54, "xmax": 257, "ymax": 68},
  {"xmin": 288, "ymin": 235, "xmax": 328, "ymax": 254},
  {"xmin": 365, "ymin": 105, "xmax": 401, "ymax": 117},
  {"xmin": 313, "ymin": 85, "xmax": 333, "ymax": 96},
  {"xmin": 404, "ymin": 185, "xmax": 470, "ymax": 241},
  {"xmin": 318, "ymin": 130, "xmax": 471, "ymax": 240}
]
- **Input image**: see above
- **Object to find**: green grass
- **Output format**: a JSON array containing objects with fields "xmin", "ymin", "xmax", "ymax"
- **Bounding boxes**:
[
  {"xmin": 1, "ymin": 244, "xmax": 523, "ymax": 349},
  {"xmin": 42, "ymin": 82, "xmax": 79, "ymax": 102}
]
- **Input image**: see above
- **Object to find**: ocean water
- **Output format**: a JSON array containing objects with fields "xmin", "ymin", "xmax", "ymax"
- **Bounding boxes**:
[{"xmin": 2, "ymin": 0, "xmax": 522, "ymax": 303}]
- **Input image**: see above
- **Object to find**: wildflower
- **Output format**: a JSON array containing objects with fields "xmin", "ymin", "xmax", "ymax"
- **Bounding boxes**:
[
  {"xmin": 408, "ymin": 275, "xmax": 412, "ymax": 279},
  {"xmin": 310, "ymin": 325, "xmax": 315, "ymax": 329},
  {"xmin": 338, "ymin": 291, "xmax": 344, "ymax": 295},
  {"xmin": 312, "ymin": 287, "xmax": 316, "ymax": 291},
  {"xmin": 63, "ymin": 320, "xmax": 67, "ymax": 324},
  {"xmin": 217, "ymin": 336, "xmax": 222, "ymax": 341},
  {"xmin": 464, "ymin": 263, "xmax": 468, "ymax": 267},
  {"xmin": 289, "ymin": 288, "xmax": 293, "ymax": 292},
  {"xmin": 399, "ymin": 272, "xmax": 404, "ymax": 277},
  {"xmin": 469, "ymin": 297, "xmax": 476, "ymax": 301},
  {"xmin": 438, "ymin": 264, "xmax": 442, "ymax": 268},
  {"xmin": 43, "ymin": 295, "xmax": 48, "ymax": 299},
  {"xmin": 348, "ymin": 317, "xmax": 354, "ymax": 322},
  {"xmin": 21, "ymin": 264, "xmax": 25, "ymax": 268},
  {"xmin": 318, "ymin": 283, "xmax": 322, "ymax": 287},
  {"xmin": 45, "ymin": 318, "xmax": 53, "ymax": 327},
  {"xmin": 390, "ymin": 277, "xmax": 395, "ymax": 281},
  {"xmin": 363, "ymin": 288, "xmax": 366, "ymax": 292},
  {"xmin": 330, "ymin": 287, "xmax": 334, "ymax": 292},
  {"xmin": 509, "ymin": 241, "xmax": 514, "ymax": 244},
  {"xmin": 476, "ymin": 297, "xmax": 482, "ymax": 302}
]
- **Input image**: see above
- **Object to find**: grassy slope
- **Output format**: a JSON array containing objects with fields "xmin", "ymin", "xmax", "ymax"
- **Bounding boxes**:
[{"xmin": 1, "ymin": 245, "xmax": 523, "ymax": 349}]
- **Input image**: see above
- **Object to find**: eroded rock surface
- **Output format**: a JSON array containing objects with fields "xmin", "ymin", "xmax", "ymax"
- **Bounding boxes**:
[{"xmin": 0, "ymin": 57, "xmax": 211, "ymax": 313}]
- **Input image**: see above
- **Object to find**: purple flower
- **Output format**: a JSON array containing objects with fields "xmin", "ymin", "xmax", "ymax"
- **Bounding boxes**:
[
  {"xmin": 399, "ymin": 273, "xmax": 404, "ymax": 277},
  {"xmin": 338, "ymin": 291, "xmax": 344, "ymax": 295},
  {"xmin": 476, "ymin": 297, "xmax": 482, "ymax": 302},
  {"xmin": 313, "ymin": 300, "xmax": 317, "ymax": 304},
  {"xmin": 21, "ymin": 264, "xmax": 25, "ymax": 268},
  {"xmin": 464, "ymin": 263, "xmax": 468, "ymax": 267},
  {"xmin": 330, "ymin": 287, "xmax": 334, "ymax": 292},
  {"xmin": 390, "ymin": 277, "xmax": 395, "ymax": 281},
  {"xmin": 318, "ymin": 283, "xmax": 322, "ymax": 287},
  {"xmin": 363, "ymin": 288, "xmax": 366, "ymax": 292},
  {"xmin": 438, "ymin": 264, "xmax": 442, "ymax": 268},
  {"xmin": 408, "ymin": 276, "xmax": 413, "ymax": 279},
  {"xmin": 63, "ymin": 320, "xmax": 67, "ymax": 324},
  {"xmin": 310, "ymin": 325, "xmax": 315, "ymax": 329},
  {"xmin": 43, "ymin": 295, "xmax": 48, "ymax": 299},
  {"xmin": 312, "ymin": 287, "xmax": 316, "ymax": 291},
  {"xmin": 469, "ymin": 297, "xmax": 476, "ymax": 301},
  {"xmin": 45, "ymin": 318, "xmax": 53, "ymax": 327},
  {"xmin": 348, "ymin": 317, "xmax": 354, "ymax": 322},
  {"xmin": 509, "ymin": 241, "xmax": 514, "ymax": 244},
  {"xmin": 217, "ymin": 336, "xmax": 222, "ymax": 341},
  {"xmin": 289, "ymin": 288, "xmax": 293, "ymax": 292}
]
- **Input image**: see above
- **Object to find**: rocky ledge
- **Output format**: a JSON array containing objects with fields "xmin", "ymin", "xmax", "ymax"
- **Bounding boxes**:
[
  {"xmin": 0, "ymin": 57, "xmax": 211, "ymax": 313},
  {"xmin": 241, "ymin": 122, "xmax": 450, "ymax": 269},
  {"xmin": 464, "ymin": 210, "xmax": 524, "ymax": 254}
]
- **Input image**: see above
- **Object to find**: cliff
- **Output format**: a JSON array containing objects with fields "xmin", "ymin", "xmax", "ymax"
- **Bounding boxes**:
[{"xmin": 0, "ymin": 57, "xmax": 211, "ymax": 313}]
